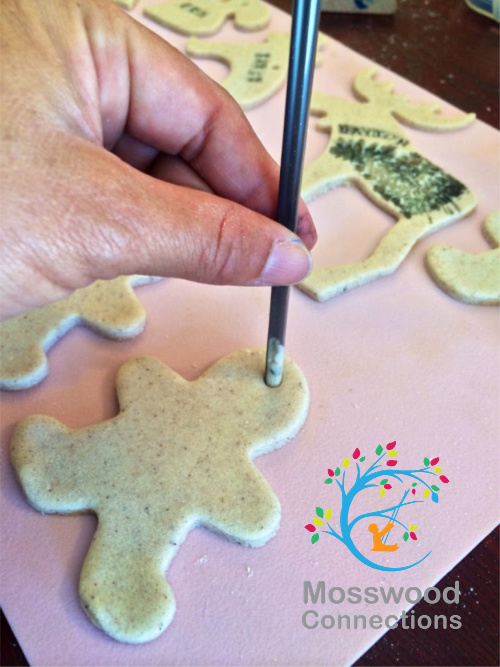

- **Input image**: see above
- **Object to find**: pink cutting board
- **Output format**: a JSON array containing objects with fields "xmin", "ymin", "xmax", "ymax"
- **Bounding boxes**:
[{"xmin": 1, "ymin": 2, "xmax": 498, "ymax": 665}]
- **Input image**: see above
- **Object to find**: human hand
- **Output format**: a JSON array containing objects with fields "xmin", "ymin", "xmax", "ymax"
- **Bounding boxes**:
[{"xmin": 0, "ymin": 0, "xmax": 316, "ymax": 318}]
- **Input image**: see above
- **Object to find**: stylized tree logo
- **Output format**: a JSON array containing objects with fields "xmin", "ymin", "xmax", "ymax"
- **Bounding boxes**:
[{"xmin": 305, "ymin": 441, "xmax": 450, "ymax": 572}]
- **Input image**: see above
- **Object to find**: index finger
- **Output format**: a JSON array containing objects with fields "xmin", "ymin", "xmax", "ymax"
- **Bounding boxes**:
[{"xmin": 85, "ymin": 2, "xmax": 316, "ymax": 246}]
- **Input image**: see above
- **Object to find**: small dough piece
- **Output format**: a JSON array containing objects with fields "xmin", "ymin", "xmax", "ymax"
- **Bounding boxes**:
[
  {"xmin": 11, "ymin": 349, "xmax": 309, "ymax": 643},
  {"xmin": 144, "ymin": 0, "xmax": 270, "ymax": 36},
  {"xmin": 0, "ymin": 276, "xmax": 159, "ymax": 391},
  {"xmin": 426, "ymin": 211, "xmax": 500, "ymax": 305},
  {"xmin": 297, "ymin": 68, "xmax": 476, "ymax": 302},
  {"xmin": 113, "ymin": 0, "xmax": 138, "ymax": 9},
  {"xmin": 187, "ymin": 32, "xmax": 326, "ymax": 110}
]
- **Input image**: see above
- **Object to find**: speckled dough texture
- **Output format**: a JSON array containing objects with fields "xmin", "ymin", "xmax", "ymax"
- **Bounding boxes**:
[
  {"xmin": 0, "ymin": 276, "xmax": 157, "ymax": 391},
  {"xmin": 144, "ymin": 0, "xmax": 270, "ymax": 35},
  {"xmin": 298, "ymin": 68, "xmax": 477, "ymax": 302},
  {"xmin": 186, "ymin": 32, "xmax": 326, "ymax": 109},
  {"xmin": 1, "ymin": 2, "xmax": 498, "ymax": 665},
  {"xmin": 426, "ymin": 211, "xmax": 500, "ymax": 304},
  {"xmin": 10, "ymin": 349, "xmax": 309, "ymax": 643}
]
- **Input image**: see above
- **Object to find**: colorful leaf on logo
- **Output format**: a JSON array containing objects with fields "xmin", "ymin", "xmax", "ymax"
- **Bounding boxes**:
[
  {"xmin": 431, "ymin": 492, "xmax": 439, "ymax": 503},
  {"xmin": 431, "ymin": 485, "xmax": 440, "ymax": 492},
  {"xmin": 342, "ymin": 457, "xmax": 349, "ymax": 468},
  {"xmin": 380, "ymin": 478, "xmax": 388, "ymax": 485},
  {"xmin": 412, "ymin": 482, "xmax": 418, "ymax": 487},
  {"xmin": 327, "ymin": 469, "xmax": 334, "ymax": 477},
  {"xmin": 409, "ymin": 525, "xmax": 418, "ymax": 530},
  {"xmin": 353, "ymin": 448, "xmax": 360, "ymax": 459},
  {"xmin": 411, "ymin": 489, "xmax": 416, "ymax": 495},
  {"xmin": 376, "ymin": 444, "xmax": 383, "ymax": 455},
  {"xmin": 379, "ymin": 488, "xmax": 385, "ymax": 497},
  {"xmin": 423, "ymin": 489, "xmax": 430, "ymax": 498},
  {"xmin": 410, "ymin": 532, "xmax": 417, "ymax": 540},
  {"xmin": 386, "ymin": 460, "xmax": 397, "ymax": 467},
  {"xmin": 387, "ymin": 450, "xmax": 398, "ymax": 457},
  {"xmin": 359, "ymin": 456, "xmax": 365, "ymax": 462},
  {"xmin": 325, "ymin": 508, "xmax": 332, "ymax": 520},
  {"xmin": 423, "ymin": 457, "xmax": 430, "ymax": 467},
  {"xmin": 431, "ymin": 457, "xmax": 439, "ymax": 466},
  {"xmin": 325, "ymin": 478, "xmax": 333, "ymax": 484},
  {"xmin": 316, "ymin": 507, "xmax": 324, "ymax": 518},
  {"xmin": 311, "ymin": 533, "xmax": 319, "ymax": 544},
  {"xmin": 440, "ymin": 475, "xmax": 450, "ymax": 483},
  {"xmin": 335, "ymin": 467, "xmax": 340, "ymax": 476},
  {"xmin": 403, "ymin": 532, "xmax": 409, "ymax": 542},
  {"xmin": 313, "ymin": 517, "xmax": 323, "ymax": 527},
  {"xmin": 433, "ymin": 466, "xmax": 442, "ymax": 473},
  {"xmin": 305, "ymin": 524, "xmax": 316, "ymax": 532},
  {"xmin": 386, "ymin": 441, "xmax": 396, "ymax": 450},
  {"xmin": 384, "ymin": 484, "xmax": 392, "ymax": 489}
]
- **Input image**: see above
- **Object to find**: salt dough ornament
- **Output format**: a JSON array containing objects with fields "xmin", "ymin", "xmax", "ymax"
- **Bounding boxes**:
[
  {"xmin": 298, "ymin": 67, "xmax": 477, "ymax": 302},
  {"xmin": 186, "ymin": 32, "xmax": 326, "ymax": 110},
  {"xmin": 144, "ymin": 0, "xmax": 270, "ymax": 36},
  {"xmin": 113, "ymin": 0, "xmax": 137, "ymax": 9},
  {"xmin": 426, "ymin": 211, "xmax": 500, "ymax": 305},
  {"xmin": 0, "ymin": 276, "xmax": 158, "ymax": 391},
  {"xmin": 11, "ymin": 349, "xmax": 309, "ymax": 643}
]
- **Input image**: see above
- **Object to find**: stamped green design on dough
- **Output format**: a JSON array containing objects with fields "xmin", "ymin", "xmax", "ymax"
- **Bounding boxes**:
[
  {"xmin": 298, "ymin": 68, "xmax": 477, "ymax": 302},
  {"xmin": 11, "ymin": 349, "xmax": 309, "ymax": 643},
  {"xmin": 144, "ymin": 0, "xmax": 270, "ymax": 36},
  {"xmin": 187, "ymin": 32, "xmax": 326, "ymax": 109},
  {"xmin": 0, "ymin": 276, "xmax": 158, "ymax": 391},
  {"xmin": 426, "ymin": 211, "xmax": 500, "ymax": 305}
]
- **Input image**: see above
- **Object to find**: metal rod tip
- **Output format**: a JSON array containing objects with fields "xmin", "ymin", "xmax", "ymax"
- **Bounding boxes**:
[{"xmin": 265, "ymin": 337, "xmax": 285, "ymax": 387}]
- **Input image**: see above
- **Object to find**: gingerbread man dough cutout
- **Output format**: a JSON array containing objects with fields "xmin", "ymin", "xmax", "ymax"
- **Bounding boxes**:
[
  {"xmin": 426, "ymin": 211, "xmax": 500, "ymax": 305},
  {"xmin": 298, "ymin": 68, "xmax": 477, "ymax": 302},
  {"xmin": 11, "ymin": 349, "xmax": 309, "ymax": 643},
  {"xmin": 0, "ymin": 276, "xmax": 159, "ymax": 391},
  {"xmin": 144, "ymin": 0, "xmax": 270, "ymax": 36},
  {"xmin": 186, "ymin": 32, "xmax": 326, "ymax": 109}
]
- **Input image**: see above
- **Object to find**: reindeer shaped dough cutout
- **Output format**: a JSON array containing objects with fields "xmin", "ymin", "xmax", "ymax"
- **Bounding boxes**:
[
  {"xmin": 298, "ymin": 68, "xmax": 477, "ymax": 302},
  {"xmin": 426, "ymin": 211, "xmax": 500, "ymax": 305},
  {"xmin": 187, "ymin": 32, "xmax": 326, "ymax": 109},
  {"xmin": 144, "ymin": 0, "xmax": 270, "ymax": 36},
  {"xmin": 0, "ymin": 276, "xmax": 159, "ymax": 391},
  {"xmin": 11, "ymin": 349, "xmax": 309, "ymax": 643}
]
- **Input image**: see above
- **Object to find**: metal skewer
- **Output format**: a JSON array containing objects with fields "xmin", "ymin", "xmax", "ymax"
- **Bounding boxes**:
[{"xmin": 264, "ymin": 0, "xmax": 321, "ymax": 387}]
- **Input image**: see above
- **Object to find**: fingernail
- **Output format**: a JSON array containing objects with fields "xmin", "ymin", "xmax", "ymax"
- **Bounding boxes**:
[{"xmin": 257, "ymin": 239, "xmax": 312, "ymax": 286}]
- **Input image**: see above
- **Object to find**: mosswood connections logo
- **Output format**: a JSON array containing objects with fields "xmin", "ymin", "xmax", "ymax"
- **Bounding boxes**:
[{"xmin": 305, "ymin": 441, "xmax": 450, "ymax": 571}]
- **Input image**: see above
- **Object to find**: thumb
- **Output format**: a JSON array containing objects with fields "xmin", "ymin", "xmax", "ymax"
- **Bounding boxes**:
[
  {"xmin": 89, "ymin": 154, "xmax": 313, "ymax": 287},
  {"xmin": 2, "ymin": 139, "xmax": 313, "ymax": 316}
]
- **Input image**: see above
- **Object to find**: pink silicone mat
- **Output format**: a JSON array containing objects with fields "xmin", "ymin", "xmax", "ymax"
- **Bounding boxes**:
[{"xmin": 1, "ymin": 2, "xmax": 498, "ymax": 665}]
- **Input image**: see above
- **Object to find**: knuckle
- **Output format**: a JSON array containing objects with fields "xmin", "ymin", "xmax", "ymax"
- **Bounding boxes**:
[
  {"xmin": 203, "ymin": 205, "xmax": 270, "ymax": 286},
  {"xmin": 206, "ymin": 207, "xmax": 239, "ymax": 283}
]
